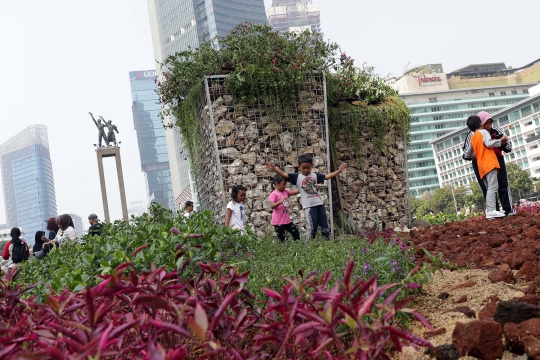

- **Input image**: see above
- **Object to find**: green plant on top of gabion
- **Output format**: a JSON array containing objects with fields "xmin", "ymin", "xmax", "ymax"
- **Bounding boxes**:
[{"xmin": 157, "ymin": 23, "xmax": 406, "ymax": 159}]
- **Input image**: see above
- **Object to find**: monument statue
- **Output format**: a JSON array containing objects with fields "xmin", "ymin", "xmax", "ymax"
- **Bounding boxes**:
[
  {"xmin": 89, "ymin": 112, "xmax": 107, "ymax": 147},
  {"xmin": 89, "ymin": 112, "xmax": 120, "ymax": 147},
  {"xmin": 105, "ymin": 120, "xmax": 119, "ymax": 147}
]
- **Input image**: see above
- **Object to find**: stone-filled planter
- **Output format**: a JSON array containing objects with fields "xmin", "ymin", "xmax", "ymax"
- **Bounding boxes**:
[
  {"xmin": 190, "ymin": 74, "xmax": 333, "ymax": 237},
  {"xmin": 329, "ymin": 105, "xmax": 410, "ymax": 232},
  {"xmin": 187, "ymin": 75, "xmax": 410, "ymax": 236}
]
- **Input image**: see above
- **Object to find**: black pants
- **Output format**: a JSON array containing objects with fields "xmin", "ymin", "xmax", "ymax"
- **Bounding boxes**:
[
  {"xmin": 472, "ymin": 157, "xmax": 514, "ymax": 214},
  {"xmin": 274, "ymin": 222, "xmax": 301, "ymax": 242},
  {"xmin": 305, "ymin": 205, "xmax": 330, "ymax": 239}
]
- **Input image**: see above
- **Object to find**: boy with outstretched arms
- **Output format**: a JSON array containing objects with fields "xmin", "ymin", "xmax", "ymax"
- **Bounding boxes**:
[{"xmin": 266, "ymin": 154, "xmax": 346, "ymax": 239}]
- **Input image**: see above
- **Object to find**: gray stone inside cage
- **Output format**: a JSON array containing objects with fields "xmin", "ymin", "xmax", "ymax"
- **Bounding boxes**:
[{"xmin": 187, "ymin": 73, "xmax": 409, "ymax": 237}]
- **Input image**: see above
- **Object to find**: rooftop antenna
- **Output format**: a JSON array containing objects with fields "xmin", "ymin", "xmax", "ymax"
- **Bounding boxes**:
[{"xmin": 403, "ymin": 61, "xmax": 410, "ymax": 75}]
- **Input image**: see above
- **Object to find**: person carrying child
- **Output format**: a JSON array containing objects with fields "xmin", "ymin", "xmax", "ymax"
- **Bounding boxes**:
[
  {"xmin": 464, "ymin": 115, "xmax": 508, "ymax": 219},
  {"xmin": 266, "ymin": 154, "xmax": 346, "ymax": 239},
  {"xmin": 225, "ymin": 185, "xmax": 247, "ymax": 232},
  {"xmin": 268, "ymin": 174, "xmax": 301, "ymax": 242}
]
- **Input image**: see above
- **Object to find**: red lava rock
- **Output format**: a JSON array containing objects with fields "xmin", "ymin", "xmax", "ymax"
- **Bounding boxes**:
[
  {"xmin": 438, "ymin": 292, "xmax": 450, "ymax": 300},
  {"xmin": 447, "ymin": 306, "xmax": 476, "ymax": 318},
  {"xmin": 479, "ymin": 296, "xmax": 500, "ymax": 320},
  {"xmin": 513, "ymin": 294, "xmax": 540, "ymax": 307},
  {"xmin": 527, "ymin": 276, "xmax": 540, "ymax": 295},
  {"xmin": 452, "ymin": 321, "xmax": 503, "ymax": 360},
  {"xmin": 452, "ymin": 281, "xmax": 476, "ymax": 290},
  {"xmin": 487, "ymin": 234, "xmax": 507, "ymax": 248},
  {"xmin": 523, "ymin": 335, "xmax": 540, "ymax": 359},
  {"xmin": 507, "ymin": 250, "xmax": 538, "ymax": 270},
  {"xmin": 517, "ymin": 261, "xmax": 540, "ymax": 281},
  {"xmin": 504, "ymin": 318, "xmax": 540, "ymax": 354},
  {"xmin": 454, "ymin": 295, "xmax": 468, "ymax": 304},
  {"xmin": 487, "ymin": 269, "xmax": 515, "ymax": 284},
  {"xmin": 423, "ymin": 327, "xmax": 446, "ymax": 339}
]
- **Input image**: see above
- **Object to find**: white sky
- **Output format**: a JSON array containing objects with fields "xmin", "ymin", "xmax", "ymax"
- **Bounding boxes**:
[{"xmin": 1, "ymin": 0, "xmax": 539, "ymax": 229}]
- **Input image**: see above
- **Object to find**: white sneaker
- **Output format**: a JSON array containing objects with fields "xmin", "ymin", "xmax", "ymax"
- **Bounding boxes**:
[{"xmin": 486, "ymin": 210, "xmax": 506, "ymax": 219}]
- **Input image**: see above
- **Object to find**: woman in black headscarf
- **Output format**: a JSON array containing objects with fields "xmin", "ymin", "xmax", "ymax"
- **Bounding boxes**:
[{"xmin": 33, "ymin": 231, "xmax": 46, "ymax": 255}]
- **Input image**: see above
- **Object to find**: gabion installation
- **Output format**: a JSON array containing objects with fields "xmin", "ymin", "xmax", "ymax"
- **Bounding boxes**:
[
  {"xmin": 330, "ymin": 109, "xmax": 410, "ymax": 232},
  {"xmin": 190, "ymin": 74, "xmax": 333, "ymax": 237}
]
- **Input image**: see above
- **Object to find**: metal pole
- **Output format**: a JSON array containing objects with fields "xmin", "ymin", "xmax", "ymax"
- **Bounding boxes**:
[
  {"xmin": 321, "ymin": 72, "xmax": 334, "ymax": 238},
  {"xmin": 203, "ymin": 76, "xmax": 227, "ymax": 219}
]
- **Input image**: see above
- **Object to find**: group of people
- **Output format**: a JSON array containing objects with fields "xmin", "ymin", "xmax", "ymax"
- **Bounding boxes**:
[
  {"xmin": 1, "ymin": 213, "xmax": 104, "ymax": 271},
  {"xmin": 464, "ymin": 111, "xmax": 516, "ymax": 219},
  {"xmin": 224, "ymin": 154, "xmax": 347, "ymax": 241},
  {"xmin": 224, "ymin": 111, "xmax": 518, "ymax": 240}
]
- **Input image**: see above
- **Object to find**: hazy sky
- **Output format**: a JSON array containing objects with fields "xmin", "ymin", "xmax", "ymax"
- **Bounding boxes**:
[{"xmin": 1, "ymin": 0, "xmax": 539, "ymax": 228}]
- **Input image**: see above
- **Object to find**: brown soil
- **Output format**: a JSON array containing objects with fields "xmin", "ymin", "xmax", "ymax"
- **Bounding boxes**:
[
  {"xmin": 396, "ymin": 212, "xmax": 540, "ymax": 359},
  {"xmin": 401, "ymin": 269, "xmax": 528, "ymax": 359},
  {"xmin": 405, "ymin": 212, "xmax": 540, "ymax": 273}
]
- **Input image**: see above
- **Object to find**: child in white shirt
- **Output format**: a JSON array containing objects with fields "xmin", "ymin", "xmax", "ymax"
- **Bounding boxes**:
[{"xmin": 225, "ymin": 185, "xmax": 247, "ymax": 231}]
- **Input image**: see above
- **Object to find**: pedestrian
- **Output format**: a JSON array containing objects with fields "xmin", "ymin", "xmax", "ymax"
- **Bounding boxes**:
[
  {"xmin": 88, "ymin": 213, "xmax": 104, "ymax": 236},
  {"xmin": 464, "ymin": 115, "xmax": 507, "ymax": 219},
  {"xmin": 225, "ymin": 185, "xmax": 247, "ymax": 232},
  {"xmin": 1, "ymin": 228, "xmax": 30, "ymax": 270},
  {"xmin": 43, "ymin": 214, "xmax": 77, "ymax": 247},
  {"xmin": 266, "ymin": 154, "xmax": 346, "ymax": 239},
  {"xmin": 184, "ymin": 201, "xmax": 194, "ymax": 218},
  {"xmin": 268, "ymin": 174, "xmax": 301, "ymax": 242},
  {"xmin": 32, "ymin": 231, "xmax": 49, "ymax": 259},
  {"xmin": 462, "ymin": 111, "xmax": 516, "ymax": 216},
  {"xmin": 46, "ymin": 217, "xmax": 59, "ymax": 241}
]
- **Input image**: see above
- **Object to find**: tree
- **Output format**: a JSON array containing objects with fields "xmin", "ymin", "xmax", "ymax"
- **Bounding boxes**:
[
  {"xmin": 465, "ymin": 181, "xmax": 486, "ymax": 210},
  {"xmin": 506, "ymin": 162, "xmax": 534, "ymax": 200}
]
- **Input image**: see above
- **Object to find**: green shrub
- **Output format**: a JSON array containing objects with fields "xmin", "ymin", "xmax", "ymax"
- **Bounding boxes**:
[
  {"xmin": 16, "ymin": 206, "xmax": 253, "ymax": 301},
  {"xmin": 418, "ymin": 211, "xmax": 482, "ymax": 225}
]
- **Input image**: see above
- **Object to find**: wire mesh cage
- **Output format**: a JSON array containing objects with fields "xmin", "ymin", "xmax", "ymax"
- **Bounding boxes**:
[
  {"xmin": 329, "ymin": 107, "xmax": 410, "ymax": 233},
  {"xmin": 190, "ymin": 73, "xmax": 333, "ymax": 237}
]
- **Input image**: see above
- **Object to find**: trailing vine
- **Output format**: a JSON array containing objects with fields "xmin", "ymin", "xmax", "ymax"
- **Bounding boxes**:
[{"xmin": 157, "ymin": 23, "xmax": 410, "ymax": 158}]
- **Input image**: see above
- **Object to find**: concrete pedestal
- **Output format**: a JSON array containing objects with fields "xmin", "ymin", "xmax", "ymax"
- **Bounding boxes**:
[{"xmin": 96, "ymin": 146, "xmax": 129, "ymax": 222}]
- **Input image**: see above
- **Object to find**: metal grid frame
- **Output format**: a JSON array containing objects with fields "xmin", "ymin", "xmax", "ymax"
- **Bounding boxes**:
[
  {"xmin": 190, "ymin": 74, "xmax": 333, "ymax": 236},
  {"xmin": 329, "ymin": 109, "xmax": 409, "ymax": 232}
]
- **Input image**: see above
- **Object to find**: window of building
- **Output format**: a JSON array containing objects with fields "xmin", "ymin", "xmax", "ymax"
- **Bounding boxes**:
[
  {"xmin": 533, "ymin": 101, "xmax": 540, "ymax": 113},
  {"xmin": 429, "ymin": 97, "xmax": 438, "ymax": 103},
  {"xmin": 530, "ymin": 145, "xmax": 538, "ymax": 150},
  {"xmin": 489, "ymin": 92, "xmax": 495, "ymax": 97},
  {"xmin": 522, "ymin": 105, "xmax": 532, "ymax": 117},
  {"xmin": 500, "ymin": 91, "xmax": 507, "ymax": 96},
  {"xmin": 509, "ymin": 110, "xmax": 521, "ymax": 121},
  {"xmin": 512, "ymin": 90, "xmax": 518, "ymax": 95},
  {"xmin": 523, "ymin": 89, "xmax": 529, "ymax": 94}
]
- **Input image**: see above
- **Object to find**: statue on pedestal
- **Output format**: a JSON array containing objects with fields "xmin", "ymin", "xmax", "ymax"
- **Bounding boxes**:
[
  {"xmin": 89, "ymin": 112, "xmax": 107, "ymax": 148},
  {"xmin": 105, "ymin": 120, "xmax": 119, "ymax": 147}
]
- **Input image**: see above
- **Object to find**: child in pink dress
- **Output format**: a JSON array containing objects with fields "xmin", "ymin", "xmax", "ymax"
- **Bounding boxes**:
[{"xmin": 268, "ymin": 175, "xmax": 301, "ymax": 242}]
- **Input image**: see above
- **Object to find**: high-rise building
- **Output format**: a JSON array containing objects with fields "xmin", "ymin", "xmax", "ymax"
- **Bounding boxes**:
[
  {"xmin": 388, "ymin": 59, "xmax": 540, "ymax": 197},
  {"xmin": 0, "ymin": 125, "xmax": 57, "ymax": 245},
  {"xmin": 146, "ymin": 0, "xmax": 267, "ymax": 209},
  {"xmin": 129, "ymin": 70, "xmax": 175, "ymax": 211},
  {"xmin": 267, "ymin": 0, "xmax": 322, "ymax": 35},
  {"xmin": 69, "ymin": 213, "xmax": 84, "ymax": 238}
]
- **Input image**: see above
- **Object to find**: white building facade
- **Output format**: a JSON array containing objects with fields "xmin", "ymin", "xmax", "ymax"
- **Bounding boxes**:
[
  {"xmin": 431, "ymin": 86, "xmax": 540, "ymax": 189},
  {"xmin": 267, "ymin": 0, "xmax": 322, "ymax": 35}
]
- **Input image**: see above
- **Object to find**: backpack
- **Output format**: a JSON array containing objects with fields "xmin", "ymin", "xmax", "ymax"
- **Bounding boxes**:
[{"xmin": 11, "ymin": 241, "xmax": 28, "ymax": 263}]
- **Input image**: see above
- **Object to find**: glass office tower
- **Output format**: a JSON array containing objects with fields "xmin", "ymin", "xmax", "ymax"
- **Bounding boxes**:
[
  {"xmin": 0, "ymin": 125, "xmax": 57, "ymax": 245},
  {"xmin": 129, "ymin": 70, "xmax": 175, "ymax": 211},
  {"xmin": 147, "ymin": 0, "xmax": 267, "ymax": 209}
]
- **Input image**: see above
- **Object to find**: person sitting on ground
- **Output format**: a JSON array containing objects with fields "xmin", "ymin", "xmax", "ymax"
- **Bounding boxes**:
[
  {"xmin": 464, "ymin": 115, "xmax": 508, "ymax": 219},
  {"xmin": 44, "ymin": 214, "xmax": 77, "ymax": 247},
  {"xmin": 1, "ymin": 228, "xmax": 30, "ymax": 269},
  {"xmin": 184, "ymin": 201, "xmax": 194, "ymax": 218},
  {"xmin": 88, "ymin": 213, "xmax": 104, "ymax": 236}
]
